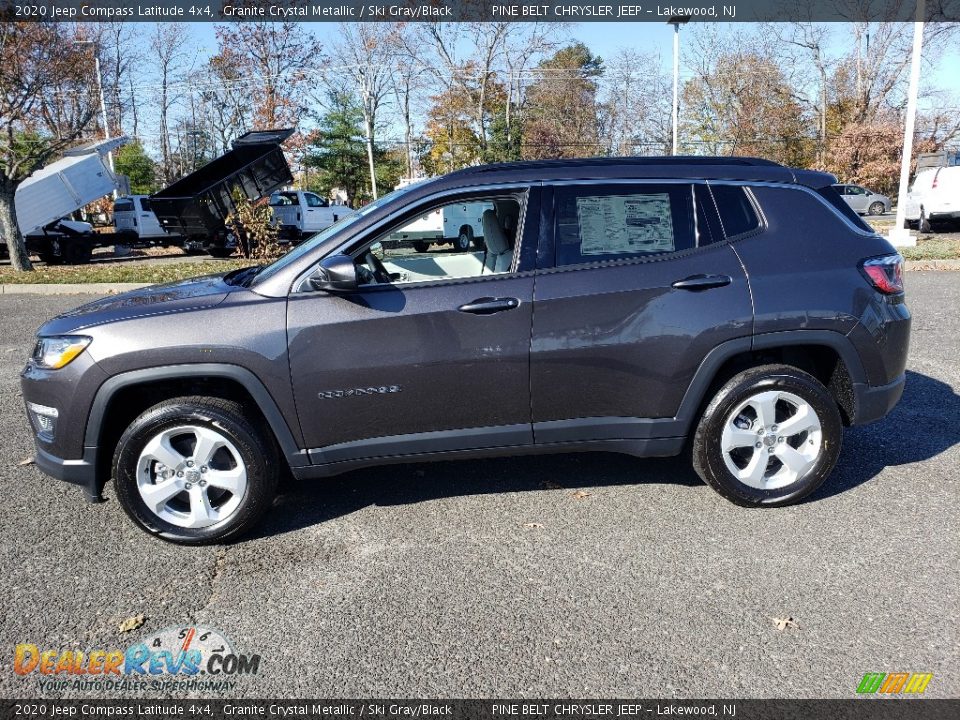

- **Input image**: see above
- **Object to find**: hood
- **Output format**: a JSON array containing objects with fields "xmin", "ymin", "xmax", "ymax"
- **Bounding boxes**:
[{"xmin": 38, "ymin": 272, "xmax": 236, "ymax": 336}]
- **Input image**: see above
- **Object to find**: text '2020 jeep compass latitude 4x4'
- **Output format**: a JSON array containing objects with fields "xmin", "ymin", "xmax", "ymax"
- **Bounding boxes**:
[{"xmin": 22, "ymin": 158, "xmax": 910, "ymax": 544}]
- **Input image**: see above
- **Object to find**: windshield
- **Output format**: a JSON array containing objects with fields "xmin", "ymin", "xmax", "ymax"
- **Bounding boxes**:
[{"xmin": 251, "ymin": 185, "xmax": 419, "ymax": 287}]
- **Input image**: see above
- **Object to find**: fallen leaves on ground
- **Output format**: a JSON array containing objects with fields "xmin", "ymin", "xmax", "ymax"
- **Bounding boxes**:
[
  {"xmin": 571, "ymin": 490, "xmax": 592, "ymax": 500},
  {"xmin": 17, "ymin": 457, "xmax": 34, "ymax": 466},
  {"xmin": 771, "ymin": 616, "xmax": 799, "ymax": 631},
  {"xmin": 522, "ymin": 522, "xmax": 544, "ymax": 529},
  {"xmin": 118, "ymin": 614, "xmax": 146, "ymax": 633}
]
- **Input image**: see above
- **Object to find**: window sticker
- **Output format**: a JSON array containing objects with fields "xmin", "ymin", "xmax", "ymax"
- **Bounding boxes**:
[{"xmin": 575, "ymin": 194, "xmax": 674, "ymax": 255}]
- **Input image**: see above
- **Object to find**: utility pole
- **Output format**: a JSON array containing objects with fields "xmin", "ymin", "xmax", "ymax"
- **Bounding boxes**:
[
  {"xmin": 889, "ymin": 0, "xmax": 924, "ymax": 247},
  {"xmin": 361, "ymin": 73, "xmax": 378, "ymax": 200},
  {"xmin": 74, "ymin": 41, "xmax": 113, "ymax": 174},
  {"xmin": 667, "ymin": 15, "xmax": 690, "ymax": 156}
]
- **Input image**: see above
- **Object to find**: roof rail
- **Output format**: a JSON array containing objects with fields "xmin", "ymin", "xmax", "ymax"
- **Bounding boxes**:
[{"xmin": 458, "ymin": 156, "xmax": 785, "ymax": 175}]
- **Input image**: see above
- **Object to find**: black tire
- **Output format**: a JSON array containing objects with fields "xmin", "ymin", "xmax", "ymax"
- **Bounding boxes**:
[
  {"xmin": 692, "ymin": 364, "xmax": 843, "ymax": 507},
  {"xmin": 113, "ymin": 396, "xmax": 279, "ymax": 544},
  {"xmin": 919, "ymin": 209, "xmax": 932, "ymax": 234},
  {"xmin": 868, "ymin": 201, "xmax": 885, "ymax": 216},
  {"xmin": 207, "ymin": 246, "xmax": 236, "ymax": 258},
  {"xmin": 184, "ymin": 246, "xmax": 207, "ymax": 256},
  {"xmin": 413, "ymin": 241, "xmax": 430, "ymax": 253},
  {"xmin": 61, "ymin": 239, "xmax": 93, "ymax": 265},
  {"xmin": 454, "ymin": 228, "xmax": 472, "ymax": 252}
]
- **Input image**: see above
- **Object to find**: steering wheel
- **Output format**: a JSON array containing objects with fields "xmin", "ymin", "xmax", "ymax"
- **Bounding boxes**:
[{"xmin": 362, "ymin": 249, "xmax": 392, "ymax": 284}]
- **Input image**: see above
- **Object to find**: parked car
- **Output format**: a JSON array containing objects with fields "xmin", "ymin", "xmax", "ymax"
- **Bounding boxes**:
[
  {"xmin": 833, "ymin": 184, "xmax": 891, "ymax": 216},
  {"xmin": 904, "ymin": 166, "xmax": 960, "ymax": 232},
  {"xmin": 22, "ymin": 157, "xmax": 910, "ymax": 544},
  {"xmin": 269, "ymin": 190, "xmax": 353, "ymax": 242}
]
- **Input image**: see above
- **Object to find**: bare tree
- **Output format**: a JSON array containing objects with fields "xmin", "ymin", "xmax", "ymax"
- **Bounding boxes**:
[
  {"xmin": 150, "ymin": 23, "xmax": 192, "ymax": 184},
  {"xmin": 0, "ymin": 23, "xmax": 99, "ymax": 271},
  {"xmin": 330, "ymin": 23, "xmax": 396, "ymax": 198}
]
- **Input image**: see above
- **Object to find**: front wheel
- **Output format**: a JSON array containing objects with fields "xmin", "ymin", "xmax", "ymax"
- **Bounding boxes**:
[
  {"xmin": 868, "ymin": 201, "xmax": 885, "ymax": 216},
  {"xmin": 412, "ymin": 241, "xmax": 430, "ymax": 253},
  {"xmin": 692, "ymin": 365, "xmax": 842, "ymax": 507},
  {"xmin": 454, "ymin": 228, "xmax": 473, "ymax": 252},
  {"xmin": 113, "ymin": 396, "xmax": 279, "ymax": 544}
]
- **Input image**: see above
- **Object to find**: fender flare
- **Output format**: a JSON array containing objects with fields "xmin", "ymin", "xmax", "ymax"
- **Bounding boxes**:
[
  {"xmin": 672, "ymin": 329, "xmax": 867, "ymax": 436},
  {"xmin": 84, "ymin": 363, "xmax": 308, "ymax": 467}
]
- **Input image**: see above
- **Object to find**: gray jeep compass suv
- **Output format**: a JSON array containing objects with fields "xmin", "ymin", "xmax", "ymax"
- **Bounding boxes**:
[{"xmin": 22, "ymin": 157, "xmax": 910, "ymax": 543}]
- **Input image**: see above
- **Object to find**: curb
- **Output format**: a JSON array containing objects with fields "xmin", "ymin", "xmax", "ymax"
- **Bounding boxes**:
[{"xmin": 0, "ymin": 283, "xmax": 151, "ymax": 295}]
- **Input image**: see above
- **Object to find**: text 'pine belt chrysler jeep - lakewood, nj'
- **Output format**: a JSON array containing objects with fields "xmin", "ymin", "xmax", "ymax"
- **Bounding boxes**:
[{"xmin": 22, "ymin": 157, "xmax": 911, "ymax": 544}]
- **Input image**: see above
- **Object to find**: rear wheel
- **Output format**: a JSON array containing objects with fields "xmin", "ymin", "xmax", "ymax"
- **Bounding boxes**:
[
  {"xmin": 413, "ymin": 241, "xmax": 430, "ymax": 253},
  {"xmin": 113, "ymin": 396, "xmax": 279, "ymax": 544},
  {"xmin": 919, "ymin": 208, "xmax": 932, "ymax": 233},
  {"xmin": 868, "ymin": 201, "xmax": 885, "ymax": 216},
  {"xmin": 454, "ymin": 227, "xmax": 473, "ymax": 252},
  {"xmin": 207, "ymin": 246, "xmax": 236, "ymax": 258},
  {"xmin": 61, "ymin": 238, "xmax": 94, "ymax": 265},
  {"xmin": 692, "ymin": 365, "xmax": 842, "ymax": 507}
]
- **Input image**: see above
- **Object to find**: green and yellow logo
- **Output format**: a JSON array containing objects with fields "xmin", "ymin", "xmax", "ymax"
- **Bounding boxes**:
[{"xmin": 857, "ymin": 672, "xmax": 933, "ymax": 694}]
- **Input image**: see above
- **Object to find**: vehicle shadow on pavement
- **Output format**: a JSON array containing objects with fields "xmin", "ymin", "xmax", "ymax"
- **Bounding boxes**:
[
  {"xmin": 253, "ymin": 452, "xmax": 703, "ymax": 540},
  {"xmin": 811, "ymin": 369, "xmax": 960, "ymax": 501},
  {"xmin": 251, "ymin": 369, "xmax": 959, "ymax": 539}
]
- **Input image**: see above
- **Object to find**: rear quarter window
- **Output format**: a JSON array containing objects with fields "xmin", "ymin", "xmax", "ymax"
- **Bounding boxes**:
[
  {"xmin": 816, "ymin": 186, "xmax": 874, "ymax": 232},
  {"xmin": 709, "ymin": 184, "xmax": 762, "ymax": 239}
]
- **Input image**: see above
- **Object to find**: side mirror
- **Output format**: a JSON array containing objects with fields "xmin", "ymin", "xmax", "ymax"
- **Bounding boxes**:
[{"xmin": 309, "ymin": 254, "xmax": 357, "ymax": 292}]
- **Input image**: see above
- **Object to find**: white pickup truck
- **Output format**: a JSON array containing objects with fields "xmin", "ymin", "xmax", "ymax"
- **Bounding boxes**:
[
  {"xmin": 269, "ymin": 190, "xmax": 353, "ymax": 242},
  {"xmin": 1, "ymin": 137, "xmax": 128, "ymax": 264}
]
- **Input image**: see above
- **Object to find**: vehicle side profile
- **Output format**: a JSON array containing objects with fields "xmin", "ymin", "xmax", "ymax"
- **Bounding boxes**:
[
  {"xmin": 22, "ymin": 157, "xmax": 911, "ymax": 544},
  {"xmin": 832, "ymin": 183, "xmax": 891, "ymax": 216}
]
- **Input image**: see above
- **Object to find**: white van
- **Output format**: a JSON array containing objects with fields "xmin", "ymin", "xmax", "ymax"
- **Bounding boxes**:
[
  {"xmin": 905, "ymin": 166, "xmax": 960, "ymax": 231},
  {"xmin": 387, "ymin": 201, "xmax": 494, "ymax": 252}
]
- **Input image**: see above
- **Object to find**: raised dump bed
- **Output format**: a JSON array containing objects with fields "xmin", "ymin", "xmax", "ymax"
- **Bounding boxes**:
[{"xmin": 150, "ymin": 129, "xmax": 294, "ymax": 239}]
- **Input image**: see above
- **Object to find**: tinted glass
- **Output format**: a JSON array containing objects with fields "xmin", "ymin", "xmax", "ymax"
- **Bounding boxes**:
[
  {"xmin": 113, "ymin": 200, "xmax": 134, "ymax": 212},
  {"xmin": 140, "ymin": 198, "xmax": 152, "ymax": 212},
  {"xmin": 710, "ymin": 185, "xmax": 761, "ymax": 238},
  {"xmin": 816, "ymin": 186, "xmax": 874, "ymax": 232},
  {"xmin": 555, "ymin": 184, "xmax": 695, "ymax": 266}
]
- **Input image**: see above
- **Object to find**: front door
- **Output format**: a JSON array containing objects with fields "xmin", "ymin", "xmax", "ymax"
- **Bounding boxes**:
[
  {"xmin": 530, "ymin": 182, "xmax": 754, "ymax": 444},
  {"xmin": 288, "ymin": 188, "xmax": 538, "ymax": 464}
]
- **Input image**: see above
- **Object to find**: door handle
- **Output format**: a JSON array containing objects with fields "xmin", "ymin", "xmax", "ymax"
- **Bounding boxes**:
[
  {"xmin": 458, "ymin": 297, "xmax": 521, "ymax": 315},
  {"xmin": 671, "ymin": 274, "xmax": 732, "ymax": 291}
]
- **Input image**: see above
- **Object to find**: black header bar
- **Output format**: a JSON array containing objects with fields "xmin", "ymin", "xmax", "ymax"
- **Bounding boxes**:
[{"xmin": 3, "ymin": 0, "xmax": 959, "ymax": 23}]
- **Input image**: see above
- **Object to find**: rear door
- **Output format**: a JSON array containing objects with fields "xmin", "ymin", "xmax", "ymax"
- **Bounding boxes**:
[{"xmin": 530, "ymin": 181, "xmax": 754, "ymax": 445}]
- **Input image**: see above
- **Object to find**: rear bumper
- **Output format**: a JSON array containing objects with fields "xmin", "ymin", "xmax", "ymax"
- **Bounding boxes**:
[
  {"xmin": 33, "ymin": 444, "xmax": 102, "ymax": 502},
  {"xmin": 851, "ymin": 373, "xmax": 906, "ymax": 426}
]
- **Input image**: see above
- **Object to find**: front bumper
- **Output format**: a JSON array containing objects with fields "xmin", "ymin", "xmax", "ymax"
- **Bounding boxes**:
[
  {"xmin": 850, "ymin": 373, "xmax": 906, "ymax": 426},
  {"xmin": 33, "ymin": 445, "xmax": 102, "ymax": 502}
]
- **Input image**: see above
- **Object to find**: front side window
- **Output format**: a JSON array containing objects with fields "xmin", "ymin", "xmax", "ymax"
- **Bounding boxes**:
[
  {"xmin": 848, "ymin": 185, "xmax": 868, "ymax": 195},
  {"xmin": 113, "ymin": 200, "xmax": 133, "ymax": 213},
  {"xmin": 554, "ymin": 184, "xmax": 695, "ymax": 267},
  {"xmin": 353, "ymin": 195, "xmax": 524, "ymax": 286},
  {"xmin": 305, "ymin": 193, "xmax": 328, "ymax": 208}
]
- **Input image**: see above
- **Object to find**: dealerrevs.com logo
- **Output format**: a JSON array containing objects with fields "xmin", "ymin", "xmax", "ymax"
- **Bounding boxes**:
[
  {"xmin": 14, "ymin": 626, "xmax": 260, "ymax": 694},
  {"xmin": 856, "ymin": 672, "xmax": 934, "ymax": 695}
]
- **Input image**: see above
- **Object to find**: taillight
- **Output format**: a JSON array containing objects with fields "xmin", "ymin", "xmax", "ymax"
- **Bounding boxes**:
[{"xmin": 861, "ymin": 255, "xmax": 904, "ymax": 294}]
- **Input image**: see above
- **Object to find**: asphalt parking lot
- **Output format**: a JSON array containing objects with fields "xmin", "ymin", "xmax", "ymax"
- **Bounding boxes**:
[{"xmin": 0, "ymin": 273, "xmax": 957, "ymax": 699}]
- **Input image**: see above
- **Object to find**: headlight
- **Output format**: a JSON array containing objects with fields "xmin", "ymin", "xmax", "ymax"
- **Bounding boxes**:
[{"xmin": 32, "ymin": 336, "xmax": 92, "ymax": 369}]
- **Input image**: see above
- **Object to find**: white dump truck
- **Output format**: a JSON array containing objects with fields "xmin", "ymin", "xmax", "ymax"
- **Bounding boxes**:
[{"xmin": 1, "ymin": 137, "xmax": 128, "ymax": 264}]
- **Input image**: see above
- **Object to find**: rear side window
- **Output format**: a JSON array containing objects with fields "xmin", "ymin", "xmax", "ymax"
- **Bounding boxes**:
[
  {"xmin": 113, "ymin": 200, "xmax": 133, "ymax": 212},
  {"xmin": 816, "ymin": 186, "xmax": 874, "ymax": 232},
  {"xmin": 554, "ymin": 184, "xmax": 695, "ymax": 266},
  {"xmin": 140, "ymin": 198, "xmax": 152, "ymax": 212},
  {"xmin": 709, "ymin": 184, "xmax": 761, "ymax": 239}
]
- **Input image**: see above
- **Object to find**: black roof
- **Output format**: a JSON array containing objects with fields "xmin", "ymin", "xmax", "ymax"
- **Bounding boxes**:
[{"xmin": 434, "ymin": 156, "xmax": 835, "ymax": 189}]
